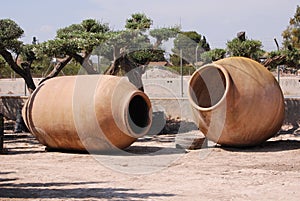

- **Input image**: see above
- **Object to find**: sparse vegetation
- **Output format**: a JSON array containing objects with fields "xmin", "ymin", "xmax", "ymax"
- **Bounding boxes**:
[{"xmin": 1, "ymin": 5, "xmax": 300, "ymax": 92}]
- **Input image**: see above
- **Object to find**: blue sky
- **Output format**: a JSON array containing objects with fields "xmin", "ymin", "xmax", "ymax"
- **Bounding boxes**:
[{"xmin": 1, "ymin": 0, "xmax": 299, "ymax": 51}]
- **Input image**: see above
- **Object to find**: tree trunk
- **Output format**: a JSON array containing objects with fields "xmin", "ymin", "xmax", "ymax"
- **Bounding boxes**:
[
  {"xmin": 153, "ymin": 39, "xmax": 162, "ymax": 49},
  {"xmin": 0, "ymin": 49, "xmax": 36, "ymax": 93},
  {"xmin": 39, "ymin": 56, "xmax": 72, "ymax": 85},
  {"xmin": 21, "ymin": 63, "xmax": 36, "ymax": 94},
  {"xmin": 104, "ymin": 46, "xmax": 120, "ymax": 75},
  {"xmin": 126, "ymin": 67, "xmax": 145, "ymax": 92},
  {"xmin": 104, "ymin": 54, "xmax": 145, "ymax": 91},
  {"xmin": 69, "ymin": 52, "xmax": 98, "ymax": 74}
]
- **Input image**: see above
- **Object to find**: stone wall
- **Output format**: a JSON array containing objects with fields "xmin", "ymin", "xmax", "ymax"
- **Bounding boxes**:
[
  {"xmin": 284, "ymin": 98, "xmax": 300, "ymax": 128},
  {"xmin": 0, "ymin": 96, "xmax": 28, "ymax": 120},
  {"xmin": 2, "ymin": 76, "xmax": 298, "ymax": 97},
  {"xmin": 0, "ymin": 96, "xmax": 299, "ymax": 131},
  {"xmin": 279, "ymin": 77, "xmax": 300, "ymax": 96},
  {"xmin": 151, "ymin": 97, "xmax": 300, "ymax": 130}
]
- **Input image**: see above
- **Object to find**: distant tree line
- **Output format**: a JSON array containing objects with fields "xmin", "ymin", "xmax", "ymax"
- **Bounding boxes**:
[{"xmin": 0, "ymin": 5, "xmax": 299, "ymax": 93}]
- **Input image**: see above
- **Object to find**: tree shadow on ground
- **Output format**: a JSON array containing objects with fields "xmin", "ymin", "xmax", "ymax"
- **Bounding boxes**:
[
  {"xmin": 3, "ymin": 149, "xmax": 46, "ymax": 155},
  {"xmin": 0, "ymin": 180, "xmax": 175, "ymax": 200},
  {"xmin": 2, "ymin": 135, "xmax": 45, "ymax": 155},
  {"xmin": 3, "ymin": 132, "xmax": 186, "ymax": 156},
  {"xmin": 124, "ymin": 145, "xmax": 186, "ymax": 155},
  {"xmin": 220, "ymin": 139, "xmax": 300, "ymax": 153},
  {"xmin": 3, "ymin": 133, "xmax": 41, "ymax": 146}
]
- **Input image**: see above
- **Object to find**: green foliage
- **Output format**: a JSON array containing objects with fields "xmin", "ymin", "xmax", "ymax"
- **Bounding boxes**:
[
  {"xmin": 128, "ymin": 49, "xmax": 165, "ymax": 65},
  {"xmin": 40, "ymin": 19, "xmax": 109, "ymax": 59},
  {"xmin": 127, "ymin": 32, "xmax": 152, "ymax": 51},
  {"xmin": 285, "ymin": 46, "xmax": 300, "ymax": 68},
  {"xmin": 107, "ymin": 30, "xmax": 138, "ymax": 50},
  {"xmin": 57, "ymin": 19, "xmax": 109, "ymax": 37},
  {"xmin": 150, "ymin": 27, "xmax": 180, "ymax": 48},
  {"xmin": 100, "ymin": 30, "xmax": 153, "ymax": 62},
  {"xmin": 92, "ymin": 45, "xmax": 113, "ymax": 62},
  {"xmin": 180, "ymin": 31, "xmax": 210, "ymax": 51},
  {"xmin": 104, "ymin": 23, "xmax": 180, "ymax": 71},
  {"xmin": 198, "ymin": 36, "xmax": 210, "ymax": 52},
  {"xmin": 0, "ymin": 56, "xmax": 14, "ymax": 78},
  {"xmin": 149, "ymin": 27, "xmax": 179, "ymax": 41},
  {"xmin": 282, "ymin": 5, "xmax": 300, "ymax": 49},
  {"xmin": 61, "ymin": 61, "xmax": 82, "ymax": 75},
  {"xmin": 265, "ymin": 46, "xmax": 300, "ymax": 70},
  {"xmin": 27, "ymin": 56, "xmax": 82, "ymax": 77},
  {"xmin": 81, "ymin": 19, "xmax": 110, "ymax": 33},
  {"xmin": 266, "ymin": 5, "xmax": 300, "ymax": 71},
  {"xmin": 169, "ymin": 54, "xmax": 189, "ymax": 66},
  {"xmin": 167, "ymin": 65, "xmax": 196, "ymax": 75},
  {"xmin": 56, "ymin": 24, "xmax": 83, "ymax": 37},
  {"xmin": 0, "ymin": 19, "xmax": 24, "ymax": 53},
  {"xmin": 0, "ymin": 18, "xmax": 37, "ymax": 91},
  {"xmin": 226, "ymin": 38, "xmax": 264, "ymax": 61},
  {"xmin": 125, "ymin": 13, "xmax": 152, "ymax": 31},
  {"xmin": 172, "ymin": 31, "xmax": 210, "ymax": 64},
  {"xmin": 266, "ymin": 51, "xmax": 285, "ymax": 70},
  {"xmin": 37, "ymin": 39, "xmax": 78, "ymax": 58},
  {"xmin": 21, "ymin": 44, "xmax": 37, "ymax": 62},
  {"xmin": 200, "ymin": 48, "xmax": 226, "ymax": 64},
  {"xmin": 0, "ymin": 56, "xmax": 5, "ymax": 65}
]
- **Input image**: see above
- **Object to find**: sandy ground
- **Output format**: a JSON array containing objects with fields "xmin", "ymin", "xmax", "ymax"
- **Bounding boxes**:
[{"xmin": 1, "ymin": 132, "xmax": 300, "ymax": 201}]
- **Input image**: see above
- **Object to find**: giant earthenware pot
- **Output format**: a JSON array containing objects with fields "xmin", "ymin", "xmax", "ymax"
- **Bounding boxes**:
[
  {"xmin": 23, "ymin": 75, "xmax": 152, "ymax": 152},
  {"xmin": 188, "ymin": 57, "xmax": 284, "ymax": 147}
]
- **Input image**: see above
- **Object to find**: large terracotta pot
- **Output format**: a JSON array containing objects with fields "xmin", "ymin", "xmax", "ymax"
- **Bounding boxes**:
[
  {"xmin": 188, "ymin": 57, "xmax": 284, "ymax": 147},
  {"xmin": 22, "ymin": 75, "xmax": 152, "ymax": 152}
]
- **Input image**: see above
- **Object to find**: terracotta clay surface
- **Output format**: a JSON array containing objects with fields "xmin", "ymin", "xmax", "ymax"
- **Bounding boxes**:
[
  {"xmin": 22, "ymin": 75, "xmax": 152, "ymax": 152},
  {"xmin": 188, "ymin": 57, "xmax": 285, "ymax": 146}
]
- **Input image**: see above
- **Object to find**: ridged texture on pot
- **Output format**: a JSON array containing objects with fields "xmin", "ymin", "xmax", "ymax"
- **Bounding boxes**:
[
  {"xmin": 188, "ymin": 57, "xmax": 285, "ymax": 147},
  {"xmin": 22, "ymin": 75, "xmax": 152, "ymax": 152}
]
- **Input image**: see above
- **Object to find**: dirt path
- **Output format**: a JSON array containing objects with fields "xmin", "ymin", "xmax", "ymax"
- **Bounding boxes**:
[{"xmin": 1, "ymin": 133, "xmax": 300, "ymax": 201}]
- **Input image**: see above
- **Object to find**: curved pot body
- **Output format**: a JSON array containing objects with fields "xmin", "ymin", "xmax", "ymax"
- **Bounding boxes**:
[
  {"xmin": 188, "ymin": 57, "xmax": 284, "ymax": 147},
  {"xmin": 22, "ymin": 75, "xmax": 152, "ymax": 152}
]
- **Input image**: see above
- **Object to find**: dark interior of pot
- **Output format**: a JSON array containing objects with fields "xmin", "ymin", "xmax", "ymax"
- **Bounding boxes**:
[
  {"xmin": 127, "ymin": 94, "xmax": 151, "ymax": 135},
  {"xmin": 189, "ymin": 66, "xmax": 227, "ymax": 109}
]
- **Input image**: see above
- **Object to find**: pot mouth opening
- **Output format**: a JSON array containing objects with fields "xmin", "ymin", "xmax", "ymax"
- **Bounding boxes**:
[
  {"xmin": 126, "ymin": 93, "xmax": 152, "ymax": 137},
  {"xmin": 188, "ymin": 64, "xmax": 229, "ymax": 111}
]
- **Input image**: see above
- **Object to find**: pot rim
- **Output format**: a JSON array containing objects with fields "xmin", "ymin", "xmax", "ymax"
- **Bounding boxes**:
[
  {"xmin": 123, "ymin": 90, "xmax": 153, "ymax": 138},
  {"xmin": 188, "ymin": 63, "xmax": 230, "ymax": 112}
]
